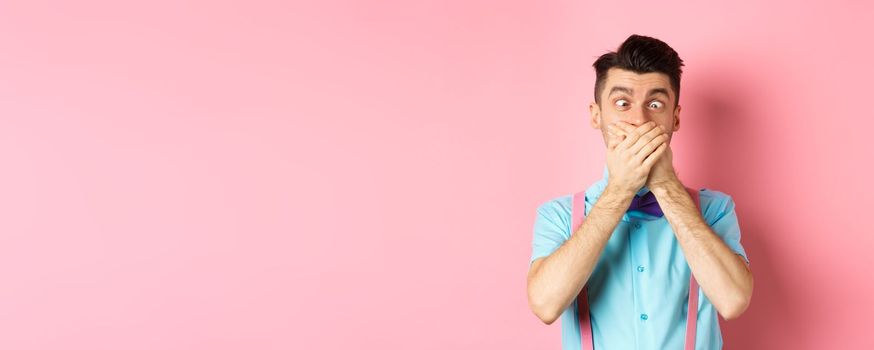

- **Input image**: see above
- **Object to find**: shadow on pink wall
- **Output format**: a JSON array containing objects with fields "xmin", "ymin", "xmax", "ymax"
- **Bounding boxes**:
[{"xmin": 687, "ymin": 61, "xmax": 802, "ymax": 348}]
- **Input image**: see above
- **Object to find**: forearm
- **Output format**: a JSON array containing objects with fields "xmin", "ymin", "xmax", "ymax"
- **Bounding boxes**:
[
  {"xmin": 650, "ymin": 179, "xmax": 753, "ymax": 320},
  {"xmin": 528, "ymin": 184, "xmax": 634, "ymax": 323}
]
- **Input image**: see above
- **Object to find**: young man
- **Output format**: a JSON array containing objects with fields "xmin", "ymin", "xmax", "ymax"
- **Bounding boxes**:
[{"xmin": 526, "ymin": 34, "xmax": 753, "ymax": 349}]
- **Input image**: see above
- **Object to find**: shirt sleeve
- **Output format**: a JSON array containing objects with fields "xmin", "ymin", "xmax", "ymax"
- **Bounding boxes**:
[
  {"xmin": 702, "ymin": 189, "xmax": 750, "ymax": 265},
  {"xmin": 529, "ymin": 197, "xmax": 572, "ymax": 268}
]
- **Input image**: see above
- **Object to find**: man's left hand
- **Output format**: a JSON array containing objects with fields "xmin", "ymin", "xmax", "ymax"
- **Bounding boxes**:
[{"xmin": 645, "ymin": 126, "xmax": 678, "ymax": 189}]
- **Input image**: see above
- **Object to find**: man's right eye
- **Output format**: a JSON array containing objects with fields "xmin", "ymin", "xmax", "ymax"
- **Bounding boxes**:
[{"xmin": 614, "ymin": 99, "xmax": 630, "ymax": 108}]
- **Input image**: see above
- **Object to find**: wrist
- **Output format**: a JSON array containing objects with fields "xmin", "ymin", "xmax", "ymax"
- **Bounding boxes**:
[
  {"xmin": 649, "ymin": 176, "xmax": 682, "ymax": 195},
  {"xmin": 605, "ymin": 182, "xmax": 637, "ymax": 200}
]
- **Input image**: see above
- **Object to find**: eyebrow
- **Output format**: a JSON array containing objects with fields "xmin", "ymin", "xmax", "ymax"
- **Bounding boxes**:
[{"xmin": 608, "ymin": 86, "xmax": 671, "ymax": 99}]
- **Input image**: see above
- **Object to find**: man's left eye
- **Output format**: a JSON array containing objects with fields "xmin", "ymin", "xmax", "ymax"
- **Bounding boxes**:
[{"xmin": 649, "ymin": 101, "xmax": 664, "ymax": 109}]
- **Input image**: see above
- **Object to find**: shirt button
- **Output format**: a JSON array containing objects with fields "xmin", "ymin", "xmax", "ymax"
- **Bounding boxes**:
[
  {"xmin": 633, "ymin": 223, "xmax": 642, "ymax": 229},
  {"xmin": 637, "ymin": 266, "xmax": 645, "ymax": 272},
  {"xmin": 640, "ymin": 313, "xmax": 648, "ymax": 320}
]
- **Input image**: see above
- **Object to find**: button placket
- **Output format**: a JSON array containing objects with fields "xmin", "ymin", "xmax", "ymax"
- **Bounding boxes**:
[{"xmin": 631, "ymin": 222, "xmax": 649, "ymax": 322}]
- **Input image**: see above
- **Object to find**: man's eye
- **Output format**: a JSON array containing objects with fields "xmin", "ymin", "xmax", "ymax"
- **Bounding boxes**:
[
  {"xmin": 615, "ymin": 99, "xmax": 630, "ymax": 107},
  {"xmin": 649, "ymin": 101, "xmax": 664, "ymax": 109}
]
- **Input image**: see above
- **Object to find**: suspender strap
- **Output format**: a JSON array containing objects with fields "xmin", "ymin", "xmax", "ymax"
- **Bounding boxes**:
[
  {"xmin": 685, "ymin": 187, "xmax": 701, "ymax": 349},
  {"xmin": 572, "ymin": 187, "xmax": 702, "ymax": 350},
  {"xmin": 572, "ymin": 193, "xmax": 594, "ymax": 350}
]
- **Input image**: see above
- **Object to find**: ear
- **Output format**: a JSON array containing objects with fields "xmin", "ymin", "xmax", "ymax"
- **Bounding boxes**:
[
  {"xmin": 672, "ymin": 104, "xmax": 682, "ymax": 132},
  {"xmin": 589, "ymin": 101, "xmax": 601, "ymax": 129}
]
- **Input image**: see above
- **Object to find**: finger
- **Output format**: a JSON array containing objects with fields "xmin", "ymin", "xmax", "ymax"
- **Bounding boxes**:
[
  {"xmin": 605, "ymin": 127, "xmax": 625, "ymax": 150},
  {"xmin": 634, "ymin": 132, "xmax": 668, "ymax": 163},
  {"xmin": 611, "ymin": 122, "xmax": 632, "ymax": 150},
  {"xmin": 608, "ymin": 123, "xmax": 632, "ymax": 151},
  {"xmin": 606, "ymin": 124, "xmax": 626, "ymax": 149},
  {"xmin": 642, "ymin": 142, "xmax": 668, "ymax": 169},
  {"xmin": 616, "ymin": 121, "xmax": 657, "ymax": 150},
  {"xmin": 631, "ymin": 126, "xmax": 667, "ymax": 157}
]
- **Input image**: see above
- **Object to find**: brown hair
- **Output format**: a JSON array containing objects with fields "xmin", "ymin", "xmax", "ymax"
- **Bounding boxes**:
[{"xmin": 593, "ymin": 34, "xmax": 685, "ymax": 107}]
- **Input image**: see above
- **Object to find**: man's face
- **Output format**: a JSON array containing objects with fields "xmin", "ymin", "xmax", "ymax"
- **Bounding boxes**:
[{"xmin": 589, "ymin": 67, "xmax": 681, "ymax": 148}]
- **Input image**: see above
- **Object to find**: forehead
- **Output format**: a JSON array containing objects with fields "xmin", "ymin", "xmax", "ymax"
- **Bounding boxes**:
[{"xmin": 604, "ymin": 67, "xmax": 672, "ymax": 96}]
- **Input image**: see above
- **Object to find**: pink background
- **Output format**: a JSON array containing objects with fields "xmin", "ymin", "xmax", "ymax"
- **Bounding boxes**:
[{"xmin": 1, "ymin": 1, "xmax": 872, "ymax": 349}]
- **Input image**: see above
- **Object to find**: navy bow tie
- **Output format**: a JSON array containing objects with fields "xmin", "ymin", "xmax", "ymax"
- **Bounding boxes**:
[{"xmin": 628, "ymin": 191, "xmax": 663, "ymax": 217}]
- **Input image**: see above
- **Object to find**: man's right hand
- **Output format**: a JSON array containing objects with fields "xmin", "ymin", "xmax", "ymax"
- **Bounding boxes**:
[{"xmin": 604, "ymin": 121, "xmax": 669, "ymax": 196}]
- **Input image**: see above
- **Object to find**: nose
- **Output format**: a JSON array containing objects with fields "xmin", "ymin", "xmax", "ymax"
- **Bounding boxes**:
[{"xmin": 626, "ymin": 105, "xmax": 652, "ymax": 127}]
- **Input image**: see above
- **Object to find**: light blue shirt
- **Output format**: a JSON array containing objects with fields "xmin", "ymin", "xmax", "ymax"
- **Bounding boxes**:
[{"xmin": 529, "ymin": 165, "xmax": 749, "ymax": 350}]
